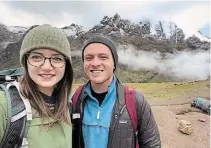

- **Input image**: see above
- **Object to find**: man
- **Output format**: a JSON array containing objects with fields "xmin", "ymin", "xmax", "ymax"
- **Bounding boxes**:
[{"xmin": 72, "ymin": 35, "xmax": 161, "ymax": 148}]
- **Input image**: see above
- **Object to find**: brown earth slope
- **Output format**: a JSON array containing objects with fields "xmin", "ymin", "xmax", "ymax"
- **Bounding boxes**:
[{"xmin": 147, "ymin": 80, "xmax": 210, "ymax": 148}]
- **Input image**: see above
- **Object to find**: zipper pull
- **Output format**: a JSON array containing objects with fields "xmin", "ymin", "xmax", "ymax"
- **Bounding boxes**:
[{"xmin": 97, "ymin": 109, "xmax": 100, "ymax": 119}]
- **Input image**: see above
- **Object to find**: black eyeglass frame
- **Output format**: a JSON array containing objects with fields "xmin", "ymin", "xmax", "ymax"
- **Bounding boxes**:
[{"xmin": 26, "ymin": 53, "xmax": 67, "ymax": 68}]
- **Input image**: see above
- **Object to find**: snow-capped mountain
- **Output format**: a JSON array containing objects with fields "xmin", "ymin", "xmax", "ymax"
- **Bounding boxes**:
[
  {"xmin": 89, "ymin": 14, "xmax": 186, "ymax": 42},
  {"xmin": 62, "ymin": 23, "xmax": 90, "ymax": 39},
  {"xmin": 90, "ymin": 13, "xmax": 210, "ymax": 44},
  {"xmin": 1, "ymin": 13, "xmax": 209, "ymax": 44},
  {"xmin": 0, "ymin": 14, "xmax": 210, "ymax": 82},
  {"xmin": 193, "ymin": 31, "xmax": 210, "ymax": 42},
  {"xmin": 6, "ymin": 26, "xmax": 29, "ymax": 34},
  {"xmin": 5, "ymin": 23, "xmax": 90, "ymax": 40},
  {"xmin": 0, "ymin": 24, "xmax": 24, "ymax": 44}
]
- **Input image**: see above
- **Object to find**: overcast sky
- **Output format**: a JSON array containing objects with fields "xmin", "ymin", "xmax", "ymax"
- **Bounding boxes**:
[{"xmin": 0, "ymin": 1, "xmax": 210, "ymax": 37}]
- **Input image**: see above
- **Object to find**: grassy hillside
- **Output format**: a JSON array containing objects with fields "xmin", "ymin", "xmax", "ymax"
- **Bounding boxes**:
[{"xmin": 72, "ymin": 79, "xmax": 210, "ymax": 100}]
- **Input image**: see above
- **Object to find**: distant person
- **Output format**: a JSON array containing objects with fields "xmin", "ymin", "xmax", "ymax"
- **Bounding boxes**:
[
  {"xmin": 71, "ymin": 35, "xmax": 161, "ymax": 148},
  {"xmin": 0, "ymin": 24, "xmax": 73, "ymax": 148}
]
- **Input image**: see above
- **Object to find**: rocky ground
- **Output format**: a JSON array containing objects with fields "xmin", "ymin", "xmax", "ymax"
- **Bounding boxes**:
[{"xmin": 149, "ymin": 87, "xmax": 210, "ymax": 148}]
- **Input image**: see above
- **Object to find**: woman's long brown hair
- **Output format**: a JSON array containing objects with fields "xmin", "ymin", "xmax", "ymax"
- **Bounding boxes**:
[{"xmin": 20, "ymin": 58, "xmax": 73, "ymax": 125}]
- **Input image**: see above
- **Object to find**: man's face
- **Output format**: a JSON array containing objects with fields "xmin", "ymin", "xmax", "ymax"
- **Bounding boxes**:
[{"xmin": 83, "ymin": 43, "xmax": 115, "ymax": 85}]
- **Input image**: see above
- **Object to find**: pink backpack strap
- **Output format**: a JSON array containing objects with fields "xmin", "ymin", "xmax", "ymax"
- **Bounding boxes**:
[
  {"xmin": 72, "ymin": 86, "xmax": 83, "ymax": 111},
  {"xmin": 125, "ymin": 86, "xmax": 139, "ymax": 148}
]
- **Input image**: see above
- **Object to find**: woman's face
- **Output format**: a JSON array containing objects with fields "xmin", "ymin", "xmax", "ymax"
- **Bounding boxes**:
[{"xmin": 27, "ymin": 48, "xmax": 66, "ymax": 95}]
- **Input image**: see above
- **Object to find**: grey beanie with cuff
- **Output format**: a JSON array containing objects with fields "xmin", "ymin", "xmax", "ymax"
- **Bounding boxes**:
[{"xmin": 82, "ymin": 35, "xmax": 118, "ymax": 71}]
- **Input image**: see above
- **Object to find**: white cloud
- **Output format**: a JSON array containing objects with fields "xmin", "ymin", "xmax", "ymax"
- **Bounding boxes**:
[
  {"xmin": 0, "ymin": 2, "xmax": 46, "ymax": 26},
  {"xmin": 0, "ymin": 2, "xmax": 77, "ymax": 27},
  {"xmin": 166, "ymin": 4, "xmax": 210, "ymax": 37}
]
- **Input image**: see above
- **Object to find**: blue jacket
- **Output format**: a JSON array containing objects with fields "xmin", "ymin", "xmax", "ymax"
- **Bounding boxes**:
[{"xmin": 82, "ymin": 77, "xmax": 117, "ymax": 148}]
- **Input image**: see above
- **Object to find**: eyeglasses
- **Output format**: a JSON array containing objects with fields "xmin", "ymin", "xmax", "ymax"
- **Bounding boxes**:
[{"xmin": 26, "ymin": 52, "xmax": 67, "ymax": 68}]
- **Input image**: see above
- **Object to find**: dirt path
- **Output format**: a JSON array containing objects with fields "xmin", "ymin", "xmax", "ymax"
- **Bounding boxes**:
[{"xmin": 149, "ymin": 88, "xmax": 210, "ymax": 148}]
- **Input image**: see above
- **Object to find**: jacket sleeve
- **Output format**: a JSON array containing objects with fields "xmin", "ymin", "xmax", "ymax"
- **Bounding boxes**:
[{"xmin": 135, "ymin": 91, "xmax": 161, "ymax": 148}]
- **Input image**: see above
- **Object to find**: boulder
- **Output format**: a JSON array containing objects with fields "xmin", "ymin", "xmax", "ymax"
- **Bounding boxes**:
[{"xmin": 178, "ymin": 120, "xmax": 193, "ymax": 135}]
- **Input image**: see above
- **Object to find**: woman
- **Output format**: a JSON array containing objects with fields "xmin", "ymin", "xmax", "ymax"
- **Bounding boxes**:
[{"xmin": 0, "ymin": 25, "xmax": 73, "ymax": 148}]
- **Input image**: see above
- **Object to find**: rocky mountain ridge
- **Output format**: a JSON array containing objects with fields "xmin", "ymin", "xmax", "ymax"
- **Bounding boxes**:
[{"xmin": 0, "ymin": 14, "xmax": 210, "ymax": 83}]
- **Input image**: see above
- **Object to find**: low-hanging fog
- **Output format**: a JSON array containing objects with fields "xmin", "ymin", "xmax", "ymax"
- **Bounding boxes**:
[{"xmin": 118, "ymin": 45, "xmax": 210, "ymax": 81}]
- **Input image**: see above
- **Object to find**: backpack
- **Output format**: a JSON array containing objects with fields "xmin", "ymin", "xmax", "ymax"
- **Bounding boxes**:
[
  {"xmin": 72, "ymin": 85, "xmax": 139, "ymax": 148},
  {"xmin": 191, "ymin": 97, "xmax": 210, "ymax": 114},
  {"xmin": 0, "ymin": 68, "xmax": 30, "ymax": 148}
]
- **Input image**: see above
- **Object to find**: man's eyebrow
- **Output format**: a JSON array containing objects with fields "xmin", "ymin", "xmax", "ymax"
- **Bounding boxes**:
[
  {"xmin": 99, "ymin": 53, "xmax": 108, "ymax": 55},
  {"xmin": 84, "ymin": 54, "xmax": 93, "ymax": 56},
  {"xmin": 84, "ymin": 53, "xmax": 109, "ymax": 56}
]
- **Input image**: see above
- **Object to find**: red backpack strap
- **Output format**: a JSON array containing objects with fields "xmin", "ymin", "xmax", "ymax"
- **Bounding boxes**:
[
  {"xmin": 125, "ymin": 86, "xmax": 137, "ymax": 131},
  {"xmin": 125, "ymin": 86, "xmax": 139, "ymax": 148},
  {"xmin": 72, "ymin": 86, "xmax": 83, "ymax": 111}
]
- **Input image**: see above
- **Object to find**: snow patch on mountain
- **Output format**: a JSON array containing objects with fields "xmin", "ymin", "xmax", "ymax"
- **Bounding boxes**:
[
  {"xmin": 0, "ymin": 41, "xmax": 14, "ymax": 49},
  {"xmin": 6, "ymin": 26, "xmax": 28, "ymax": 34},
  {"xmin": 193, "ymin": 31, "xmax": 210, "ymax": 42},
  {"xmin": 62, "ymin": 23, "xmax": 90, "ymax": 39}
]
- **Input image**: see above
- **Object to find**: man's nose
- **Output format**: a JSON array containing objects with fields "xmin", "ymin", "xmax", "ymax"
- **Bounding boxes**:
[{"xmin": 91, "ymin": 57, "xmax": 101, "ymax": 66}]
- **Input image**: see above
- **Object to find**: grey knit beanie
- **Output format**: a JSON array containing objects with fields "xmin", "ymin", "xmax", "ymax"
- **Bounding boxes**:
[
  {"xmin": 20, "ymin": 24, "xmax": 71, "ymax": 68},
  {"xmin": 82, "ymin": 35, "xmax": 118, "ymax": 71}
]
